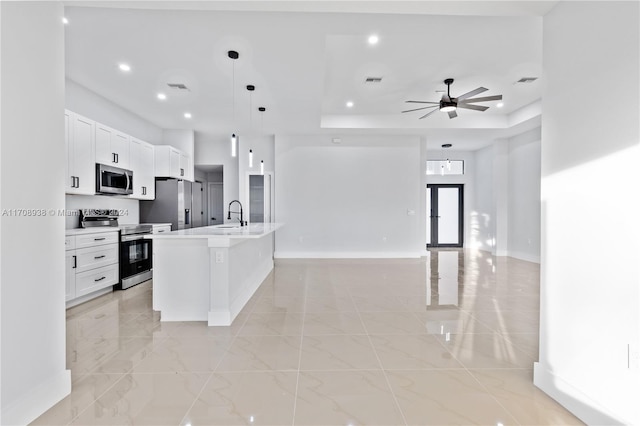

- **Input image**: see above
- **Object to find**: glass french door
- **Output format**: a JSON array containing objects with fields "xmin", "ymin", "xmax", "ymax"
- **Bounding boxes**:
[{"xmin": 427, "ymin": 184, "xmax": 464, "ymax": 248}]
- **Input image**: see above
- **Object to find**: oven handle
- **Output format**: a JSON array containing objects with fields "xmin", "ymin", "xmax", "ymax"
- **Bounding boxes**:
[{"xmin": 121, "ymin": 234, "xmax": 150, "ymax": 242}]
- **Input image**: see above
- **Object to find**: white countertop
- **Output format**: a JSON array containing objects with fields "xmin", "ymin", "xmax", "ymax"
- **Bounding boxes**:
[
  {"xmin": 150, "ymin": 223, "xmax": 283, "ymax": 239},
  {"xmin": 66, "ymin": 223, "xmax": 172, "ymax": 235},
  {"xmin": 65, "ymin": 227, "xmax": 120, "ymax": 236}
]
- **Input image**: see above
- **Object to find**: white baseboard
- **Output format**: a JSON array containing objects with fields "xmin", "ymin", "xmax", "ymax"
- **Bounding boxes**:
[
  {"xmin": 1, "ymin": 369, "xmax": 71, "ymax": 426},
  {"xmin": 533, "ymin": 362, "xmax": 627, "ymax": 425},
  {"xmin": 274, "ymin": 251, "xmax": 422, "ymax": 259},
  {"xmin": 508, "ymin": 250, "xmax": 540, "ymax": 264}
]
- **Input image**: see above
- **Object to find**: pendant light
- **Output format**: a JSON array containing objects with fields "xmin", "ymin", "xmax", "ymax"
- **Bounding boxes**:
[
  {"xmin": 260, "ymin": 160, "xmax": 264, "ymax": 175},
  {"xmin": 228, "ymin": 50, "xmax": 239, "ymax": 157},
  {"xmin": 245, "ymin": 85, "xmax": 256, "ymax": 168},
  {"xmin": 249, "ymin": 149, "xmax": 254, "ymax": 168}
]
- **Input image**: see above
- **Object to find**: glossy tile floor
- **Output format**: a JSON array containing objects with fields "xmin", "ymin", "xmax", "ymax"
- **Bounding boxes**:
[{"xmin": 33, "ymin": 249, "xmax": 583, "ymax": 425}]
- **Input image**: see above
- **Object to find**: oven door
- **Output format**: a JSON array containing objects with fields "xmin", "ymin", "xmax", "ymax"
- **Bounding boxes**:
[{"xmin": 120, "ymin": 235, "xmax": 152, "ymax": 287}]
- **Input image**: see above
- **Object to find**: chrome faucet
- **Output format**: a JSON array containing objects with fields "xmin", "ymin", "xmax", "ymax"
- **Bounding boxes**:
[{"xmin": 227, "ymin": 200, "xmax": 246, "ymax": 226}]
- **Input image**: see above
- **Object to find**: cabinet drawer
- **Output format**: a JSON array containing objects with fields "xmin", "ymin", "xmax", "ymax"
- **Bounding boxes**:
[
  {"xmin": 76, "ymin": 231, "xmax": 119, "ymax": 249},
  {"xmin": 76, "ymin": 243, "xmax": 119, "ymax": 273},
  {"xmin": 152, "ymin": 225, "xmax": 172, "ymax": 234},
  {"xmin": 65, "ymin": 235, "xmax": 76, "ymax": 251},
  {"xmin": 75, "ymin": 264, "xmax": 119, "ymax": 298}
]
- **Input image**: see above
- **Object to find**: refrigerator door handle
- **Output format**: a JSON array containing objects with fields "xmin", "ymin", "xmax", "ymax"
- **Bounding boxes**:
[{"xmin": 185, "ymin": 209, "xmax": 190, "ymax": 225}]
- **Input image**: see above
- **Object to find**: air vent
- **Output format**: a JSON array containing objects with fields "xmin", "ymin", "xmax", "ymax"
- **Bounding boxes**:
[
  {"xmin": 365, "ymin": 76, "xmax": 383, "ymax": 83},
  {"xmin": 167, "ymin": 83, "xmax": 190, "ymax": 90},
  {"xmin": 516, "ymin": 77, "xmax": 538, "ymax": 84}
]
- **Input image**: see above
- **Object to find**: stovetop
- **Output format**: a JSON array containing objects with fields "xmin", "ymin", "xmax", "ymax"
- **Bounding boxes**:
[{"xmin": 119, "ymin": 224, "xmax": 153, "ymax": 235}]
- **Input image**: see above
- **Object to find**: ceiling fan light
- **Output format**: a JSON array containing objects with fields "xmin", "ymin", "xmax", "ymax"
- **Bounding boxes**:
[{"xmin": 440, "ymin": 105, "xmax": 457, "ymax": 112}]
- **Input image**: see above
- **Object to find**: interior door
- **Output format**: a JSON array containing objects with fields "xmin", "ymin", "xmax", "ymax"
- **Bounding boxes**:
[
  {"xmin": 427, "ymin": 184, "xmax": 464, "ymax": 248},
  {"xmin": 208, "ymin": 183, "xmax": 224, "ymax": 225},
  {"xmin": 192, "ymin": 181, "xmax": 203, "ymax": 228}
]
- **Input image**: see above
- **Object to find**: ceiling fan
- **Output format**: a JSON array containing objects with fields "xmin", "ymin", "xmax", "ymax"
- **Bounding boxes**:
[{"xmin": 402, "ymin": 78, "xmax": 502, "ymax": 119}]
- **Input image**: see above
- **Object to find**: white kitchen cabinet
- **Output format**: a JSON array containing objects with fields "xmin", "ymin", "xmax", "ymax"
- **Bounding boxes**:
[
  {"xmin": 95, "ymin": 123, "xmax": 130, "ymax": 169},
  {"xmin": 154, "ymin": 145, "xmax": 182, "ymax": 179},
  {"xmin": 130, "ymin": 138, "xmax": 155, "ymax": 200},
  {"xmin": 66, "ymin": 230, "xmax": 120, "ymax": 308},
  {"xmin": 65, "ymin": 110, "xmax": 96, "ymax": 195},
  {"xmin": 180, "ymin": 151, "xmax": 193, "ymax": 181},
  {"xmin": 65, "ymin": 249, "xmax": 77, "ymax": 302}
]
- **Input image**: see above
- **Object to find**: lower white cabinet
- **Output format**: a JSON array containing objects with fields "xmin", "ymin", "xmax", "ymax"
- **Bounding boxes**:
[
  {"xmin": 66, "ymin": 231, "xmax": 120, "ymax": 306},
  {"xmin": 152, "ymin": 224, "xmax": 172, "ymax": 234}
]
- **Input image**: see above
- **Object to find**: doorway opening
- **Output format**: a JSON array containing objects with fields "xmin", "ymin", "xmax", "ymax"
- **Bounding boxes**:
[
  {"xmin": 246, "ymin": 172, "xmax": 273, "ymax": 223},
  {"xmin": 427, "ymin": 184, "xmax": 464, "ymax": 248}
]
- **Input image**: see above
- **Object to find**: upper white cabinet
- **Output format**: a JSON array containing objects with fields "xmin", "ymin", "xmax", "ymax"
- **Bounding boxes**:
[
  {"xmin": 95, "ymin": 123, "xmax": 130, "ymax": 169},
  {"xmin": 155, "ymin": 145, "xmax": 192, "ymax": 181},
  {"xmin": 180, "ymin": 151, "xmax": 193, "ymax": 181},
  {"xmin": 130, "ymin": 137, "xmax": 155, "ymax": 200},
  {"xmin": 65, "ymin": 110, "xmax": 96, "ymax": 195}
]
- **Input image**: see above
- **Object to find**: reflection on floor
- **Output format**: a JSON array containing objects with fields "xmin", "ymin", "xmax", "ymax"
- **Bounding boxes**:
[{"xmin": 32, "ymin": 249, "xmax": 583, "ymax": 425}]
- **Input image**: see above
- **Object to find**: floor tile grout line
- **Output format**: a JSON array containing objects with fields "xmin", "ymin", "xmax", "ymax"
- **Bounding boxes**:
[{"xmin": 349, "ymin": 287, "xmax": 409, "ymax": 426}]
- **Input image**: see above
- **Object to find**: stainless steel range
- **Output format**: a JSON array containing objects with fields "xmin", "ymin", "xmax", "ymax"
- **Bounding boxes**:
[
  {"xmin": 79, "ymin": 209, "xmax": 153, "ymax": 290},
  {"xmin": 118, "ymin": 224, "xmax": 153, "ymax": 289}
]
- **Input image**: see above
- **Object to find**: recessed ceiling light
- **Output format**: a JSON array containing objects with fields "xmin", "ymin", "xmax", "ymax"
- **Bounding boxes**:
[
  {"xmin": 368, "ymin": 34, "xmax": 379, "ymax": 45},
  {"xmin": 497, "ymin": 102, "xmax": 504, "ymax": 108},
  {"xmin": 184, "ymin": 112, "xmax": 192, "ymax": 119},
  {"xmin": 62, "ymin": 17, "xmax": 69, "ymax": 25},
  {"xmin": 346, "ymin": 101, "xmax": 354, "ymax": 108},
  {"xmin": 157, "ymin": 93, "xmax": 167, "ymax": 101},
  {"xmin": 118, "ymin": 63, "xmax": 131, "ymax": 72}
]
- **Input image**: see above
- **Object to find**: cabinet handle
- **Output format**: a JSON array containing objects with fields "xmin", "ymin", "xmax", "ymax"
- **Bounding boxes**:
[
  {"xmin": 94, "ymin": 237, "xmax": 106, "ymax": 241},
  {"xmin": 94, "ymin": 255, "xmax": 106, "ymax": 259},
  {"xmin": 94, "ymin": 276, "xmax": 106, "ymax": 282},
  {"xmin": 71, "ymin": 176, "xmax": 75, "ymax": 188},
  {"xmin": 158, "ymin": 230, "xmax": 165, "ymax": 233},
  {"xmin": 73, "ymin": 255, "xmax": 77, "ymax": 268},
  {"xmin": 180, "ymin": 168, "xmax": 184, "ymax": 176},
  {"xmin": 142, "ymin": 186, "xmax": 146, "ymax": 195},
  {"xmin": 115, "ymin": 153, "xmax": 119, "ymax": 163},
  {"xmin": 76, "ymin": 176, "xmax": 80, "ymax": 188}
]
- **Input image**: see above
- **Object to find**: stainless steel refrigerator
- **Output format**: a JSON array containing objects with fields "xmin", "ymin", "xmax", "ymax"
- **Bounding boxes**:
[{"xmin": 140, "ymin": 179, "xmax": 192, "ymax": 230}]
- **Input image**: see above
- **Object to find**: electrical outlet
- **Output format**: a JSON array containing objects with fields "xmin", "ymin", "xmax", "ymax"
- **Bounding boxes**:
[
  {"xmin": 629, "ymin": 344, "xmax": 640, "ymax": 369},
  {"xmin": 215, "ymin": 251, "xmax": 224, "ymax": 263}
]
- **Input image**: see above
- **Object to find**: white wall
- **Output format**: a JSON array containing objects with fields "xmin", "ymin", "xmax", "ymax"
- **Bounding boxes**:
[
  {"xmin": 0, "ymin": 3, "xmax": 71, "ymax": 424},
  {"xmin": 473, "ymin": 146, "xmax": 494, "ymax": 252},
  {"xmin": 194, "ymin": 136, "xmax": 239, "ymax": 221},
  {"xmin": 507, "ymin": 128, "xmax": 540, "ymax": 262},
  {"xmin": 535, "ymin": 2, "xmax": 640, "ymax": 424},
  {"xmin": 66, "ymin": 79, "xmax": 162, "ymax": 144},
  {"xmin": 275, "ymin": 135, "xmax": 423, "ymax": 258}
]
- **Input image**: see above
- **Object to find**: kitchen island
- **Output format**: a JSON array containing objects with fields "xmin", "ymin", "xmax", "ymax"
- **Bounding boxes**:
[{"xmin": 151, "ymin": 223, "xmax": 282, "ymax": 326}]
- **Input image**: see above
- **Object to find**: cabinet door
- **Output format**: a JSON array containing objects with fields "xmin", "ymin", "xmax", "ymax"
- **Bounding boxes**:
[
  {"xmin": 65, "ymin": 111, "xmax": 74, "ymax": 192},
  {"xmin": 140, "ymin": 142, "xmax": 155, "ymax": 199},
  {"xmin": 112, "ymin": 131, "xmax": 130, "ymax": 169},
  {"xmin": 95, "ymin": 123, "xmax": 113, "ymax": 166},
  {"xmin": 129, "ymin": 138, "xmax": 143, "ymax": 198},
  {"xmin": 72, "ymin": 114, "xmax": 96, "ymax": 195},
  {"xmin": 66, "ymin": 251, "xmax": 77, "ymax": 302},
  {"xmin": 170, "ymin": 148, "xmax": 181, "ymax": 178}
]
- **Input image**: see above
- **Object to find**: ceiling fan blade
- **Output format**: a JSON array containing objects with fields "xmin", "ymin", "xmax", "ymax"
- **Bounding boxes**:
[
  {"xmin": 456, "ymin": 87, "xmax": 488, "ymax": 101},
  {"xmin": 402, "ymin": 105, "xmax": 438, "ymax": 113},
  {"xmin": 419, "ymin": 108, "xmax": 439, "ymax": 119},
  {"xmin": 448, "ymin": 110, "xmax": 458, "ymax": 119},
  {"xmin": 459, "ymin": 95, "xmax": 503, "ymax": 103},
  {"xmin": 405, "ymin": 100, "xmax": 439, "ymax": 104},
  {"xmin": 457, "ymin": 103, "xmax": 489, "ymax": 111}
]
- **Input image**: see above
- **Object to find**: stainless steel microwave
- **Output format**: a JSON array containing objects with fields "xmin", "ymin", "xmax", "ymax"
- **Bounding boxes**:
[{"xmin": 96, "ymin": 163, "xmax": 133, "ymax": 195}]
